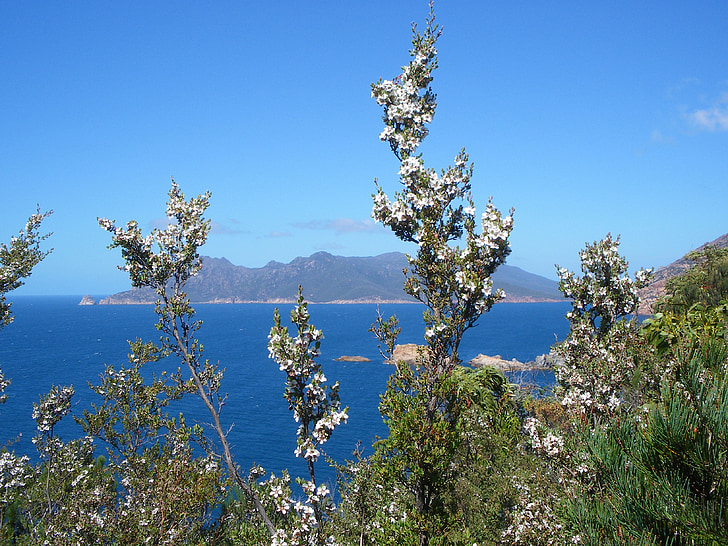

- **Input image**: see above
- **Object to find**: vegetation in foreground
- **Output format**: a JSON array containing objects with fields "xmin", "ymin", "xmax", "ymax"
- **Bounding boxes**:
[{"xmin": 2, "ymin": 5, "xmax": 727, "ymax": 545}]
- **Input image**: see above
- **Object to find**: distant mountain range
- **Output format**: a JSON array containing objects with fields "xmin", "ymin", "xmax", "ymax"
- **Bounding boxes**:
[{"xmin": 94, "ymin": 252, "xmax": 564, "ymax": 304}]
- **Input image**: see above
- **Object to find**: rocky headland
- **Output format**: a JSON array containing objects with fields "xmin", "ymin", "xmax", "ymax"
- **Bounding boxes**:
[{"xmin": 636, "ymin": 232, "xmax": 728, "ymax": 315}]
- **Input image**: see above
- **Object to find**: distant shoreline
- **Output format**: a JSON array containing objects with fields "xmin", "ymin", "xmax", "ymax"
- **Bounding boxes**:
[{"xmin": 81, "ymin": 295, "xmax": 566, "ymax": 306}]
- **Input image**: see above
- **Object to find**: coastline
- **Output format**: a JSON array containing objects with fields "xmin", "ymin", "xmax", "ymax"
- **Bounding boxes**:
[{"xmin": 81, "ymin": 295, "xmax": 565, "ymax": 305}]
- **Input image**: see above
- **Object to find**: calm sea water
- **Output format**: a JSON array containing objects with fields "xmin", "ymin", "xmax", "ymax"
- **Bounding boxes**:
[{"xmin": 0, "ymin": 296, "xmax": 570, "ymax": 486}]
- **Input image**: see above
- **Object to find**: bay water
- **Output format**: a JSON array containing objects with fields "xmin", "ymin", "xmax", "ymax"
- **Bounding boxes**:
[{"xmin": 0, "ymin": 296, "xmax": 570, "ymax": 487}]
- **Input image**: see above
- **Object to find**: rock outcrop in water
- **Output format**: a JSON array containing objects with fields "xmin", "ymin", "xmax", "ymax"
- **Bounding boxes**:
[
  {"xmin": 334, "ymin": 355, "xmax": 372, "ymax": 362},
  {"xmin": 78, "ymin": 295, "xmax": 96, "ymax": 305},
  {"xmin": 387, "ymin": 344, "xmax": 562, "ymax": 371}
]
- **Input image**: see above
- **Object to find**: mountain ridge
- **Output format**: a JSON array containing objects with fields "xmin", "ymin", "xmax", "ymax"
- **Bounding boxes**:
[{"xmin": 95, "ymin": 252, "xmax": 564, "ymax": 305}]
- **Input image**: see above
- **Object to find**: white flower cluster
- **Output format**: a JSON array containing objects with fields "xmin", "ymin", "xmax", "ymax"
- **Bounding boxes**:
[
  {"xmin": 556, "ymin": 300, "xmax": 640, "ymax": 422},
  {"xmin": 557, "ymin": 234, "xmax": 652, "ymax": 334},
  {"xmin": 268, "ymin": 295, "xmax": 348, "ymax": 464},
  {"xmin": 0, "ymin": 451, "xmax": 32, "ymax": 499},
  {"xmin": 0, "ymin": 367, "xmax": 9, "ymax": 405},
  {"xmin": 265, "ymin": 472, "xmax": 293, "ymax": 515},
  {"xmin": 32, "ymin": 384, "xmax": 75, "ymax": 433},
  {"xmin": 99, "ymin": 180, "xmax": 211, "ymax": 293},
  {"xmin": 371, "ymin": 42, "xmax": 437, "ymax": 158},
  {"xmin": 337, "ymin": 465, "xmax": 409, "ymax": 542},
  {"xmin": 501, "ymin": 481, "xmax": 563, "ymax": 545},
  {"xmin": 523, "ymin": 418, "xmax": 564, "ymax": 458},
  {"xmin": 263, "ymin": 472, "xmax": 338, "ymax": 546},
  {"xmin": 1, "ymin": 207, "xmax": 52, "ymax": 330}
]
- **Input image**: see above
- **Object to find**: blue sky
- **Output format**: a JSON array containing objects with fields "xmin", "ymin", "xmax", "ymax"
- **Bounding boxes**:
[{"xmin": 2, "ymin": 1, "xmax": 727, "ymax": 296}]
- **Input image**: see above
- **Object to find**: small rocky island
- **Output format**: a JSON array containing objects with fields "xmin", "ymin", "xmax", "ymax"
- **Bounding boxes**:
[
  {"xmin": 334, "ymin": 355, "xmax": 372, "ymax": 362},
  {"xmin": 78, "ymin": 295, "xmax": 96, "ymax": 306}
]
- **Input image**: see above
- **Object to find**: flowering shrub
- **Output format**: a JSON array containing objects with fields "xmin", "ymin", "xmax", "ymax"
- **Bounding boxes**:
[
  {"xmin": 267, "ymin": 288, "xmax": 348, "ymax": 545},
  {"xmin": 334, "ymin": 451, "xmax": 413, "ymax": 546},
  {"xmin": 371, "ymin": 14, "xmax": 513, "ymax": 370},
  {"xmin": 501, "ymin": 480, "xmax": 565, "ymax": 546},
  {"xmin": 361, "ymin": 5, "xmax": 514, "ymax": 543},
  {"xmin": 100, "ymin": 180, "xmax": 276, "ymax": 536},
  {"xmin": 0, "ymin": 451, "xmax": 32, "ymax": 538},
  {"xmin": 555, "ymin": 319, "xmax": 648, "ymax": 423},
  {"xmin": 523, "ymin": 417, "xmax": 564, "ymax": 459},
  {"xmin": 71, "ymin": 342, "xmax": 226, "ymax": 543},
  {"xmin": 0, "ymin": 208, "xmax": 53, "ymax": 331},
  {"xmin": 1, "ymin": 208, "xmax": 52, "ymax": 440},
  {"xmin": 556, "ymin": 233, "xmax": 651, "ymax": 338},
  {"xmin": 4, "ymin": 384, "xmax": 115, "ymax": 544},
  {"xmin": 555, "ymin": 234, "xmax": 652, "ymax": 424},
  {"xmin": 563, "ymin": 340, "xmax": 728, "ymax": 544},
  {"xmin": 259, "ymin": 471, "xmax": 339, "ymax": 546}
]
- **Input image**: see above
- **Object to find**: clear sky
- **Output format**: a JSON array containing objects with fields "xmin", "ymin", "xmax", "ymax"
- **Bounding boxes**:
[{"xmin": 2, "ymin": 1, "xmax": 727, "ymax": 296}]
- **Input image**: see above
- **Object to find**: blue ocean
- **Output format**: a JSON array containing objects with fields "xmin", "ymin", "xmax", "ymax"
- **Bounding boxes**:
[{"xmin": 0, "ymin": 297, "xmax": 570, "ymax": 486}]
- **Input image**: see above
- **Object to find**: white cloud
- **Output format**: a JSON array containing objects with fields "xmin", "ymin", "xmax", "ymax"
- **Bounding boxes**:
[
  {"xmin": 210, "ymin": 221, "xmax": 246, "ymax": 235},
  {"xmin": 293, "ymin": 218, "xmax": 379, "ymax": 234},
  {"xmin": 687, "ymin": 93, "xmax": 728, "ymax": 132},
  {"xmin": 650, "ymin": 129, "xmax": 673, "ymax": 143}
]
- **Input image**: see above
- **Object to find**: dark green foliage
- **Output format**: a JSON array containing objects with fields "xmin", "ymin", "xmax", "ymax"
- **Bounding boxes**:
[
  {"xmin": 565, "ymin": 341, "xmax": 728, "ymax": 545},
  {"xmin": 642, "ymin": 302, "xmax": 728, "ymax": 358},
  {"xmin": 658, "ymin": 246, "xmax": 728, "ymax": 315},
  {"xmin": 333, "ymin": 363, "xmax": 528, "ymax": 545}
]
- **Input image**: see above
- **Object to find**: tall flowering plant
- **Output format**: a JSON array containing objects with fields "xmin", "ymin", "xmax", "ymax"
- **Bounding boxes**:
[
  {"xmin": 267, "ymin": 288, "xmax": 348, "ymax": 545},
  {"xmin": 366, "ymin": 5, "xmax": 514, "ymax": 544},
  {"xmin": 22, "ymin": 385, "xmax": 115, "ymax": 543},
  {"xmin": 99, "ymin": 180, "xmax": 276, "ymax": 535},
  {"xmin": 556, "ymin": 233, "xmax": 652, "ymax": 338},
  {"xmin": 1, "ymin": 208, "xmax": 52, "ymax": 412},
  {"xmin": 371, "ymin": 6, "xmax": 513, "ymax": 379}
]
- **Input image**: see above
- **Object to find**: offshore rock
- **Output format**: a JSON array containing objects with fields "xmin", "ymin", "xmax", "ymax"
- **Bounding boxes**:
[
  {"xmin": 469, "ymin": 349, "xmax": 562, "ymax": 371},
  {"xmin": 334, "ymin": 355, "xmax": 371, "ymax": 362},
  {"xmin": 78, "ymin": 295, "xmax": 96, "ymax": 305},
  {"xmin": 387, "ymin": 344, "xmax": 430, "ymax": 365},
  {"xmin": 388, "ymin": 344, "xmax": 559, "ymax": 372}
]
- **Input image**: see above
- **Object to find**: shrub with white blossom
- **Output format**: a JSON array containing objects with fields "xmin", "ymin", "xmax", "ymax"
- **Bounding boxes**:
[
  {"xmin": 563, "ymin": 340, "xmax": 728, "ymax": 544},
  {"xmin": 371, "ymin": 10, "xmax": 513, "ymax": 375},
  {"xmin": 75, "ymin": 343, "xmax": 225, "ymax": 544},
  {"xmin": 7, "ymin": 384, "xmax": 115, "ymax": 544},
  {"xmin": 1, "ymin": 208, "xmax": 52, "ymax": 423},
  {"xmin": 361, "ymin": 4, "xmax": 514, "ymax": 544},
  {"xmin": 0, "ymin": 208, "xmax": 53, "ymax": 332},
  {"xmin": 501, "ymin": 480, "xmax": 565, "ymax": 546},
  {"xmin": 554, "ymin": 234, "xmax": 652, "ymax": 424},
  {"xmin": 99, "ymin": 180, "xmax": 276, "ymax": 536},
  {"xmin": 556, "ymin": 233, "xmax": 651, "ymax": 338},
  {"xmin": 0, "ymin": 451, "xmax": 32, "ymax": 539},
  {"xmin": 267, "ymin": 288, "xmax": 348, "ymax": 545}
]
